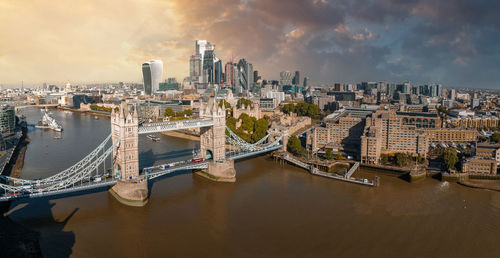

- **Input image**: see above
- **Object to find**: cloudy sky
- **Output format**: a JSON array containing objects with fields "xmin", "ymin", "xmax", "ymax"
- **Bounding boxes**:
[{"xmin": 1, "ymin": 0, "xmax": 499, "ymax": 89}]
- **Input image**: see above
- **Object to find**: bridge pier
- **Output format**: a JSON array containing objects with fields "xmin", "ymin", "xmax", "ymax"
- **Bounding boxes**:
[
  {"xmin": 196, "ymin": 160, "xmax": 236, "ymax": 182},
  {"xmin": 109, "ymin": 180, "xmax": 148, "ymax": 207}
]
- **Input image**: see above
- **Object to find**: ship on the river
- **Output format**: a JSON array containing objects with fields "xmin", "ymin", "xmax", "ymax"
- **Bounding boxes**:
[{"xmin": 35, "ymin": 112, "xmax": 63, "ymax": 132}]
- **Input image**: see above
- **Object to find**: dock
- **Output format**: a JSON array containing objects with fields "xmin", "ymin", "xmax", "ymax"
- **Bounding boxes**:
[{"xmin": 278, "ymin": 153, "xmax": 378, "ymax": 187}]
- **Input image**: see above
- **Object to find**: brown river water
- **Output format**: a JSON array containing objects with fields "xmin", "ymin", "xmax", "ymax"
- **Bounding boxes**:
[{"xmin": 4, "ymin": 109, "xmax": 500, "ymax": 257}]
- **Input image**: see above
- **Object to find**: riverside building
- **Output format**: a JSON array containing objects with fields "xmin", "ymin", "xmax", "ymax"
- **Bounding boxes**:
[{"xmin": 360, "ymin": 109, "xmax": 428, "ymax": 164}]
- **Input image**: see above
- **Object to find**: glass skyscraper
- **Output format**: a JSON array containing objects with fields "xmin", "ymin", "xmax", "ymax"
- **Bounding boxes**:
[{"xmin": 142, "ymin": 60, "xmax": 163, "ymax": 95}]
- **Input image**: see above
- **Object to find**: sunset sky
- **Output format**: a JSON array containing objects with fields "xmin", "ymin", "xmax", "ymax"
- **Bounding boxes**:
[{"xmin": 1, "ymin": 0, "xmax": 499, "ymax": 88}]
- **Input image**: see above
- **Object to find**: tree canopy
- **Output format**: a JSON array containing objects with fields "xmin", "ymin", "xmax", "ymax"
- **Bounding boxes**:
[
  {"xmin": 281, "ymin": 102, "xmax": 321, "ymax": 119},
  {"xmin": 443, "ymin": 148, "xmax": 459, "ymax": 171},
  {"xmin": 287, "ymin": 135, "xmax": 306, "ymax": 156},
  {"xmin": 492, "ymin": 133, "xmax": 500, "ymax": 143}
]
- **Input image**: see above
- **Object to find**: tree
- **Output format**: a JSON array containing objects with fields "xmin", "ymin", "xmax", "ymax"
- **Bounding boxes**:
[
  {"xmin": 395, "ymin": 153, "xmax": 411, "ymax": 167},
  {"xmin": 251, "ymin": 118, "xmax": 268, "ymax": 143},
  {"xmin": 282, "ymin": 103, "xmax": 295, "ymax": 114},
  {"xmin": 492, "ymin": 133, "xmax": 500, "ymax": 143},
  {"xmin": 287, "ymin": 135, "xmax": 305, "ymax": 156},
  {"xmin": 417, "ymin": 154, "xmax": 426, "ymax": 164},
  {"xmin": 325, "ymin": 149, "xmax": 333, "ymax": 160},
  {"xmin": 335, "ymin": 153, "xmax": 343, "ymax": 160},
  {"xmin": 236, "ymin": 98, "xmax": 253, "ymax": 109},
  {"xmin": 239, "ymin": 113, "xmax": 255, "ymax": 133},
  {"xmin": 164, "ymin": 108, "xmax": 175, "ymax": 117},
  {"xmin": 443, "ymin": 148, "xmax": 458, "ymax": 171},
  {"xmin": 380, "ymin": 154, "xmax": 389, "ymax": 164}
]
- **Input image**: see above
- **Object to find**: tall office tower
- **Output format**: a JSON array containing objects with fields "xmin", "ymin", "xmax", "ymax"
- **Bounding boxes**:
[
  {"xmin": 196, "ymin": 40, "xmax": 210, "ymax": 63},
  {"xmin": 142, "ymin": 60, "xmax": 163, "ymax": 95},
  {"xmin": 293, "ymin": 71, "xmax": 300, "ymax": 86},
  {"xmin": 248, "ymin": 63, "xmax": 254, "ymax": 90},
  {"xmin": 189, "ymin": 54, "xmax": 202, "ymax": 82},
  {"xmin": 449, "ymin": 88, "xmax": 456, "ymax": 100},
  {"xmin": 214, "ymin": 59, "xmax": 223, "ymax": 84},
  {"xmin": 303, "ymin": 77, "xmax": 309, "ymax": 87},
  {"xmin": 253, "ymin": 70, "xmax": 260, "ymax": 83},
  {"xmin": 237, "ymin": 59, "xmax": 253, "ymax": 92},
  {"xmin": 436, "ymin": 84, "xmax": 443, "ymax": 97},
  {"xmin": 280, "ymin": 71, "xmax": 293, "ymax": 86},
  {"xmin": 225, "ymin": 62, "xmax": 235, "ymax": 88},
  {"xmin": 402, "ymin": 81, "xmax": 411, "ymax": 94},
  {"xmin": 203, "ymin": 49, "xmax": 215, "ymax": 83}
]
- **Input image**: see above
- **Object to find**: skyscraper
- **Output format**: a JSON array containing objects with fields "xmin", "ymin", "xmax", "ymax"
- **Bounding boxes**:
[
  {"xmin": 303, "ymin": 77, "xmax": 309, "ymax": 87},
  {"xmin": 293, "ymin": 71, "xmax": 300, "ymax": 86},
  {"xmin": 214, "ymin": 59, "xmax": 223, "ymax": 84},
  {"xmin": 280, "ymin": 71, "xmax": 293, "ymax": 86},
  {"xmin": 142, "ymin": 60, "xmax": 163, "ymax": 95},
  {"xmin": 189, "ymin": 54, "xmax": 202, "ymax": 82},
  {"xmin": 237, "ymin": 59, "xmax": 253, "ymax": 92}
]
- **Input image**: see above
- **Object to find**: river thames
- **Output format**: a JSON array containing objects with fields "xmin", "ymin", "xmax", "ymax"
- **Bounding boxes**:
[{"xmin": 5, "ymin": 109, "xmax": 500, "ymax": 257}]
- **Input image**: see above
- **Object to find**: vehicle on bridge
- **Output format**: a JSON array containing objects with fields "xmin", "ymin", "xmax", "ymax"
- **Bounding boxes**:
[{"xmin": 192, "ymin": 158, "xmax": 204, "ymax": 163}]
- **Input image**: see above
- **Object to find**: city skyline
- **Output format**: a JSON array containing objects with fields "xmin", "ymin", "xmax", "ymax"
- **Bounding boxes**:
[{"xmin": 1, "ymin": 0, "xmax": 499, "ymax": 89}]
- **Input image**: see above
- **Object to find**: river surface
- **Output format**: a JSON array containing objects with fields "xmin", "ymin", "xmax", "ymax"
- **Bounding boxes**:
[{"xmin": 5, "ymin": 108, "xmax": 500, "ymax": 257}]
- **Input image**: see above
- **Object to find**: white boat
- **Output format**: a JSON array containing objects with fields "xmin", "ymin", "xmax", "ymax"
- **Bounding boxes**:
[{"xmin": 35, "ymin": 112, "xmax": 63, "ymax": 132}]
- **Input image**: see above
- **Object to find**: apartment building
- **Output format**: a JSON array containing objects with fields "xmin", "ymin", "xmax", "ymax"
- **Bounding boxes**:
[{"xmin": 360, "ymin": 109, "xmax": 428, "ymax": 164}]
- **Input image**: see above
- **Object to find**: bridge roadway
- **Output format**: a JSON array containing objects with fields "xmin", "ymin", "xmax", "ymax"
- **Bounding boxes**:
[
  {"xmin": 138, "ymin": 119, "xmax": 214, "ymax": 134},
  {"xmin": 0, "ymin": 144, "xmax": 284, "ymax": 201}
]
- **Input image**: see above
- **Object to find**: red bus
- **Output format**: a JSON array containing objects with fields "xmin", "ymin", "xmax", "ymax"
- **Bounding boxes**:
[{"xmin": 192, "ymin": 158, "xmax": 204, "ymax": 163}]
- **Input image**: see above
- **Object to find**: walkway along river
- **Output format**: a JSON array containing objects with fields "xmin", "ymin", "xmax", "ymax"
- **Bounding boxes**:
[{"xmin": 4, "ymin": 108, "xmax": 500, "ymax": 257}]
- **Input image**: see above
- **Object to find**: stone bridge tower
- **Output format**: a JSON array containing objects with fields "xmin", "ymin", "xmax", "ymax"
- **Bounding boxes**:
[
  {"xmin": 109, "ymin": 101, "xmax": 148, "ymax": 206},
  {"xmin": 198, "ymin": 94, "xmax": 236, "ymax": 182}
]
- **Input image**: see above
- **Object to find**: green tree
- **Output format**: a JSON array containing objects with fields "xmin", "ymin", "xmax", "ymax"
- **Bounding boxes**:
[
  {"xmin": 236, "ymin": 98, "xmax": 253, "ymax": 109},
  {"xmin": 164, "ymin": 107, "xmax": 175, "ymax": 117},
  {"xmin": 443, "ymin": 148, "xmax": 458, "ymax": 171},
  {"xmin": 380, "ymin": 154, "xmax": 389, "ymax": 164},
  {"xmin": 417, "ymin": 154, "xmax": 426, "ymax": 164},
  {"xmin": 395, "ymin": 153, "xmax": 411, "ymax": 167},
  {"xmin": 239, "ymin": 113, "xmax": 255, "ymax": 133},
  {"xmin": 287, "ymin": 135, "xmax": 305, "ymax": 156},
  {"xmin": 251, "ymin": 118, "xmax": 268, "ymax": 143},
  {"xmin": 492, "ymin": 133, "xmax": 500, "ymax": 143},
  {"xmin": 325, "ymin": 149, "xmax": 333, "ymax": 160},
  {"xmin": 282, "ymin": 103, "xmax": 295, "ymax": 114}
]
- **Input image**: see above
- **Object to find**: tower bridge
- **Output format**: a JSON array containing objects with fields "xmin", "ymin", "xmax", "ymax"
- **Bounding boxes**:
[{"xmin": 0, "ymin": 96, "xmax": 285, "ymax": 205}]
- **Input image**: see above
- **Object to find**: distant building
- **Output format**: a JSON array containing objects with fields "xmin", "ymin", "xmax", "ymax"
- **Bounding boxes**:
[
  {"xmin": 303, "ymin": 77, "xmax": 309, "ymax": 87},
  {"xmin": 280, "ymin": 71, "xmax": 293, "ymax": 86},
  {"xmin": 0, "ymin": 105, "xmax": 15, "ymax": 133},
  {"xmin": 142, "ymin": 60, "xmax": 163, "ymax": 95},
  {"xmin": 424, "ymin": 128, "xmax": 477, "ymax": 143},
  {"xmin": 293, "ymin": 71, "xmax": 300, "ymax": 86},
  {"xmin": 159, "ymin": 78, "xmax": 180, "ymax": 91}
]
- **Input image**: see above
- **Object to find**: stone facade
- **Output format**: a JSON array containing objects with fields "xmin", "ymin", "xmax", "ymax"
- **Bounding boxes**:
[
  {"xmin": 199, "ymin": 95, "xmax": 236, "ymax": 181},
  {"xmin": 461, "ymin": 157, "xmax": 497, "ymax": 175},
  {"xmin": 360, "ymin": 109, "xmax": 428, "ymax": 164},
  {"xmin": 424, "ymin": 128, "xmax": 477, "ymax": 143},
  {"xmin": 310, "ymin": 114, "xmax": 364, "ymax": 153},
  {"xmin": 110, "ymin": 101, "xmax": 148, "ymax": 206}
]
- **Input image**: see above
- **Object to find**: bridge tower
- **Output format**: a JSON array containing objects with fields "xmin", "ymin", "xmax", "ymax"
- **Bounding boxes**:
[
  {"xmin": 198, "ymin": 94, "xmax": 236, "ymax": 182},
  {"xmin": 109, "ymin": 101, "xmax": 148, "ymax": 206}
]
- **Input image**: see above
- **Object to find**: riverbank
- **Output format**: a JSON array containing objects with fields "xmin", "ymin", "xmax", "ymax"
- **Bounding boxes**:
[
  {"xmin": 161, "ymin": 130, "xmax": 200, "ymax": 141},
  {"xmin": 2, "ymin": 128, "xmax": 29, "ymax": 178},
  {"xmin": 458, "ymin": 179, "xmax": 500, "ymax": 192},
  {"xmin": 57, "ymin": 107, "xmax": 111, "ymax": 117}
]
